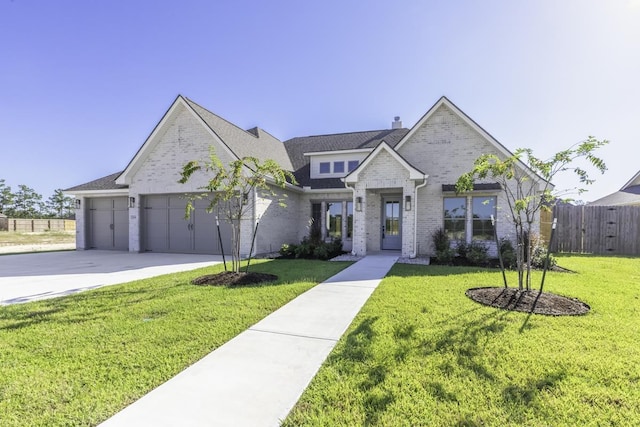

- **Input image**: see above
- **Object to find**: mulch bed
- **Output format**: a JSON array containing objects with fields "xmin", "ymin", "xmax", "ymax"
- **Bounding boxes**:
[
  {"xmin": 191, "ymin": 271, "xmax": 278, "ymax": 286},
  {"xmin": 466, "ymin": 287, "xmax": 590, "ymax": 316}
]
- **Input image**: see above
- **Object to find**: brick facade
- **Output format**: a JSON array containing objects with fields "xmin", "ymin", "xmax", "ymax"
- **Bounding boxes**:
[{"xmin": 69, "ymin": 96, "xmax": 542, "ymax": 259}]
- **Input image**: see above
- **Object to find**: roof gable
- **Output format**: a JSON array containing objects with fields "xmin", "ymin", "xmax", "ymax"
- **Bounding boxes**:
[
  {"xmin": 116, "ymin": 95, "xmax": 240, "ymax": 186},
  {"xmin": 116, "ymin": 95, "xmax": 293, "ymax": 186},
  {"xmin": 621, "ymin": 169, "xmax": 640, "ymax": 190},
  {"xmin": 343, "ymin": 141, "xmax": 426, "ymax": 184},
  {"xmin": 395, "ymin": 96, "xmax": 550, "ymax": 187}
]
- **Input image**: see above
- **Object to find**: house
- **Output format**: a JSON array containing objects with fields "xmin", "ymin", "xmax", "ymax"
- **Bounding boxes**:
[
  {"xmin": 588, "ymin": 170, "xmax": 640, "ymax": 206},
  {"xmin": 65, "ymin": 95, "xmax": 544, "ymax": 258}
]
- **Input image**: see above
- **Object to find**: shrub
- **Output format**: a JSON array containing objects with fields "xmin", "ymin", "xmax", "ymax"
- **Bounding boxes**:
[
  {"xmin": 432, "ymin": 228, "xmax": 456, "ymax": 264},
  {"xmin": 432, "ymin": 227, "xmax": 450, "ymax": 252},
  {"xmin": 524, "ymin": 233, "xmax": 557, "ymax": 269},
  {"xmin": 279, "ymin": 243, "xmax": 297, "ymax": 258},
  {"xmin": 466, "ymin": 241, "xmax": 489, "ymax": 266},
  {"xmin": 499, "ymin": 238, "xmax": 517, "ymax": 269},
  {"xmin": 455, "ymin": 241, "xmax": 468, "ymax": 259},
  {"xmin": 284, "ymin": 235, "xmax": 344, "ymax": 260},
  {"xmin": 435, "ymin": 248, "xmax": 455, "ymax": 264}
]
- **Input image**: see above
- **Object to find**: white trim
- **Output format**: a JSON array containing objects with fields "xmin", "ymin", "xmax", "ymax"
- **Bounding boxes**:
[
  {"xmin": 301, "ymin": 187, "xmax": 352, "ymax": 194},
  {"xmin": 304, "ymin": 148, "xmax": 373, "ymax": 157},
  {"xmin": 115, "ymin": 95, "xmax": 239, "ymax": 186},
  {"xmin": 63, "ymin": 189, "xmax": 129, "ymax": 197},
  {"xmin": 343, "ymin": 141, "xmax": 426, "ymax": 184},
  {"xmin": 621, "ymin": 170, "xmax": 640, "ymax": 190}
]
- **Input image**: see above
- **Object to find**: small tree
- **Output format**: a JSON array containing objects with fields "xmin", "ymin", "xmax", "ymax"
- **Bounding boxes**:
[
  {"xmin": 179, "ymin": 148, "xmax": 296, "ymax": 273},
  {"xmin": 12, "ymin": 184, "xmax": 43, "ymax": 218},
  {"xmin": 45, "ymin": 189, "xmax": 74, "ymax": 218},
  {"xmin": 455, "ymin": 136, "xmax": 608, "ymax": 290},
  {"xmin": 0, "ymin": 179, "xmax": 13, "ymax": 215}
]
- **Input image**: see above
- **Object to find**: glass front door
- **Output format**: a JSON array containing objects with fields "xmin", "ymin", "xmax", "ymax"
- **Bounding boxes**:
[{"xmin": 382, "ymin": 197, "xmax": 402, "ymax": 250}]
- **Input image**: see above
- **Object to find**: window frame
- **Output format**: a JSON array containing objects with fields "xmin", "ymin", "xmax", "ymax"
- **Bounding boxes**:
[
  {"xmin": 319, "ymin": 162, "xmax": 331, "ymax": 174},
  {"xmin": 443, "ymin": 197, "xmax": 467, "ymax": 241},
  {"xmin": 471, "ymin": 196, "xmax": 497, "ymax": 241}
]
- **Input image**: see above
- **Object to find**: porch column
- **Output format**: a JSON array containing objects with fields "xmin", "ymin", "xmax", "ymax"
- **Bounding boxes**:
[{"xmin": 352, "ymin": 190, "xmax": 367, "ymax": 256}]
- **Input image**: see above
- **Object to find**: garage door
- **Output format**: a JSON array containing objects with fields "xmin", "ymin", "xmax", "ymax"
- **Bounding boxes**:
[
  {"xmin": 88, "ymin": 197, "xmax": 129, "ymax": 250},
  {"xmin": 142, "ymin": 195, "xmax": 232, "ymax": 254}
]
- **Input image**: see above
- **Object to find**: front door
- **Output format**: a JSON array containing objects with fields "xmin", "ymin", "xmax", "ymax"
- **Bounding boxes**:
[{"xmin": 381, "ymin": 197, "xmax": 402, "ymax": 250}]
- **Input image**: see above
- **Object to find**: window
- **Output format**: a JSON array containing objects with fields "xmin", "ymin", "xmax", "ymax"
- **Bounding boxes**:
[
  {"xmin": 472, "ymin": 196, "xmax": 496, "ymax": 240},
  {"xmin": 346, "ymin": 201, "xmax": 353, "ymax": 238},
  {"xmin": 347, "ymin": 160, "xmax": 359, "ymax": 172},
  {"xmin": 326, "ymin": 202, "xmax": 343, "ymax": 238},
  {"xmin": 333, "ymin": 161, "xmax": 345, "ymax": 173},
  {"xmin": 444, "ymin": 197, "xmax": 466, "ymax": 240},
  {"xmin": 319, "ymin": 162, "xmax": 330, "ymax": 174},
  {"xmin": 385, "ymin": 201, "xmax": 400, "ymax": 235},
  {"xmin": 309, "ymin": 203, "xmax": 322, "ymax": 238}
]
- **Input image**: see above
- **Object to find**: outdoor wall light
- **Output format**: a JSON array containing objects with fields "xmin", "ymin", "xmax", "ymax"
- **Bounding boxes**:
[
  {"xmin": 355, "ymin": 196, "xmax": 362, "ymax": 212},
  {"xmin": 129, "ymin": 197, "xmax": 136, "ymax": 208},
  {"xmin": 405, "ymin": 195, "xmax": 412, "ymax": 211},
  {"xmin": 75, "ymin": 199, "xmax": 81, "ymax": 209}
]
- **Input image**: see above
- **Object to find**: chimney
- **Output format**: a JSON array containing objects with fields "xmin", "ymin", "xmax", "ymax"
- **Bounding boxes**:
[{"xmin": 392, "ymin": 116, "xmax": 402, "ymax": 129}]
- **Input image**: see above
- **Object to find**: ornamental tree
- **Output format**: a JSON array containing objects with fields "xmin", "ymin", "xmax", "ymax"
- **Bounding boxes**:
[
  {"xmin": 455, "ymin": 136, "xmax": 608, "ymax": 290},
  {"xmin": 179, "ymin": 148, "xmax": 296, "ymax": 273}
]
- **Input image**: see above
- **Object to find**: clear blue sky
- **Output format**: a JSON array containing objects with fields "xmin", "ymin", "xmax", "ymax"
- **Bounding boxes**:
[{"xmin": 1, "ymin": 0, "xmax": 638, "ymax": 203}]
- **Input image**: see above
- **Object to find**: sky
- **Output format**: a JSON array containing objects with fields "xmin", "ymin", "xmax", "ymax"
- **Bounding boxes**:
[{"xmin": 1, "ymin": 0, "xmax": 639, "ymax": 203}]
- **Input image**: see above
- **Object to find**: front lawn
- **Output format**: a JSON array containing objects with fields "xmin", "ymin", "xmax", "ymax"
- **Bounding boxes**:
[
  {"xmin": 0, "ymin": 259, "xmax": 351, "ymax": 427},
  {"xmin": 284, "ymin": 255, "xmax": 640, "ymax": 426}
]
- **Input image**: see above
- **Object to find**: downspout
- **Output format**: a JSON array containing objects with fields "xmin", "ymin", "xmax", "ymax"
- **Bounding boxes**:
[{"xmin": 410, "ymin": 176, "xmax": 428, "ymax": 258}]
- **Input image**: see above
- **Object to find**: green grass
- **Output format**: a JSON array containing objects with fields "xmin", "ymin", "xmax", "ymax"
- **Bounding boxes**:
[
  {"xmin": 0, "ymin": 231, "xmax": 75, "ymax": 246},
  {"xmin": 0, "ymin": 259, "xmax": 351, "ymax": 427},
  {"xmin": 284, "ymin": 255, "xmax": 640, "ymax": 426}
]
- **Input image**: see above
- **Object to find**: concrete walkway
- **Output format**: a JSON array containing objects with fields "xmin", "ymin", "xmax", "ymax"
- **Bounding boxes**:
[{"xmin": 99, "ymin": 254, "xmax": 399, "ymax": 427}]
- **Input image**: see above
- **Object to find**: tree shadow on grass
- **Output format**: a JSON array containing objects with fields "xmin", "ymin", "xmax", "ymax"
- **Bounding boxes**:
[{"xmin": 0, "ymin": 285, "xmax": 177, "ymax": 331}]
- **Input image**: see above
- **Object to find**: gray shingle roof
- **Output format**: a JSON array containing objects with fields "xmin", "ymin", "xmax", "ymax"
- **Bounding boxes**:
[
  {"xmin": 283, "ymin": 128, "xmax": 409, "ymax": 187},
  {"xmin": 588, "ymin": 185, "xmax": 640, "ymax": 206},
  {"xmin": 64, "ymin": 171, "xmax": 127, "ymax": 192},
  {"xmin": 184, "ymin": 98, "xmax": 294, "ymax": 171}
]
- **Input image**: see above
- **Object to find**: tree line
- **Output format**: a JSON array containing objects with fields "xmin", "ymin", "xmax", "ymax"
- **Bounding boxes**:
[{"xmin": 0, "ymin": 179, "xmax": 74, "ymax": 219}]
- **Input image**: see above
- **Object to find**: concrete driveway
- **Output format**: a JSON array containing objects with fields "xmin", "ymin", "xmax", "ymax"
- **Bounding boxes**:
[{"xmin": 0, "ymin": 250, "xmax": 222, "ymax": 305}]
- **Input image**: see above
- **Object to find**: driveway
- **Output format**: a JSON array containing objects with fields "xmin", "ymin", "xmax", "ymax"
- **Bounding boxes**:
[{"xmin": 0, "ymin": 250, "xmax": 222, "ymax": 305}]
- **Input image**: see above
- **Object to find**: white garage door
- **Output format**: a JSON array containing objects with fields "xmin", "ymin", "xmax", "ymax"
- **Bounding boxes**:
[
  {"xmin": 88, "ymin": 197, "xmax": 129, "ymax": 250},
  {"xmin": 142, "ymin": 195, "xmax": 232, "ymax": 255}
]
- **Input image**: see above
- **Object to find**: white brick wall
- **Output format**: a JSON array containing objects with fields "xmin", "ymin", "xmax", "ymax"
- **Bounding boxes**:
[
  {"xmin": 253, "ymin": 186, "xmax": 301, "ymax": 255},
  {"xmin": 397, "ymin": 104, "xmax": 530, "ymax": 255},
  {"xmin": 128, "ymin": 104, "xmax": 259, "ymax": 254},
  {"xmin": 351, "ymin": 149, "xmax": 416, "ymax": 257}
]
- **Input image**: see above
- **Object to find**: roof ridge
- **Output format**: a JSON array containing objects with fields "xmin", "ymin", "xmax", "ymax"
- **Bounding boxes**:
[
  {"xmin": 183, "ymin": 97, "xmax": 268, "ymax": 141},
  {"xmin": 285, "ymin": 128, "xmax": 407, "ymax": 142}
]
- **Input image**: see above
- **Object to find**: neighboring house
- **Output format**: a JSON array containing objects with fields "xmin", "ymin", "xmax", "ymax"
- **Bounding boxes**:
[
  {"xmin": 65, "ymin": 95, "xmax": 544, "ymax": 258},
  {"xmin": 588, "ymin": 170, "xmax": 640, "ymax": 206}
]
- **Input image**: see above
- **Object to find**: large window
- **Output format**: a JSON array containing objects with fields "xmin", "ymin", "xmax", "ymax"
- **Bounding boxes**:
[
  {"xmin": 326, "ymin": 202, "xmax": 343, "ymax": 238},
  {"xmin": 311, "ymin": 203, "xmax": 322, "ymax": 231},
  {"xmin": 472, "ymin": 196, "xmax": 496, "ymax": 240},
  {"xmin": 444, "ymin": 197, "xmax": 466, "ymax": 240},
  {"xmin": 346, "ymin": 201, "xmax": 353, "ymax": 238}
]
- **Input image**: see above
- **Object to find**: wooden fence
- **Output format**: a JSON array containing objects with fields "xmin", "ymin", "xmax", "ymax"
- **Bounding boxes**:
[
  {"xmin": 550, "ymin": 205, "xmax": 640, "ymax": 255},
  {"xmin": 0, "ymin": 218, "xmax": 76, "ymax": 233}
]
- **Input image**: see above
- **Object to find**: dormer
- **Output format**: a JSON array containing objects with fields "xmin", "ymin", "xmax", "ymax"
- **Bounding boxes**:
[{"xmin": 305, "ymin": 148, "xmax": 372, "ymax": 179}]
